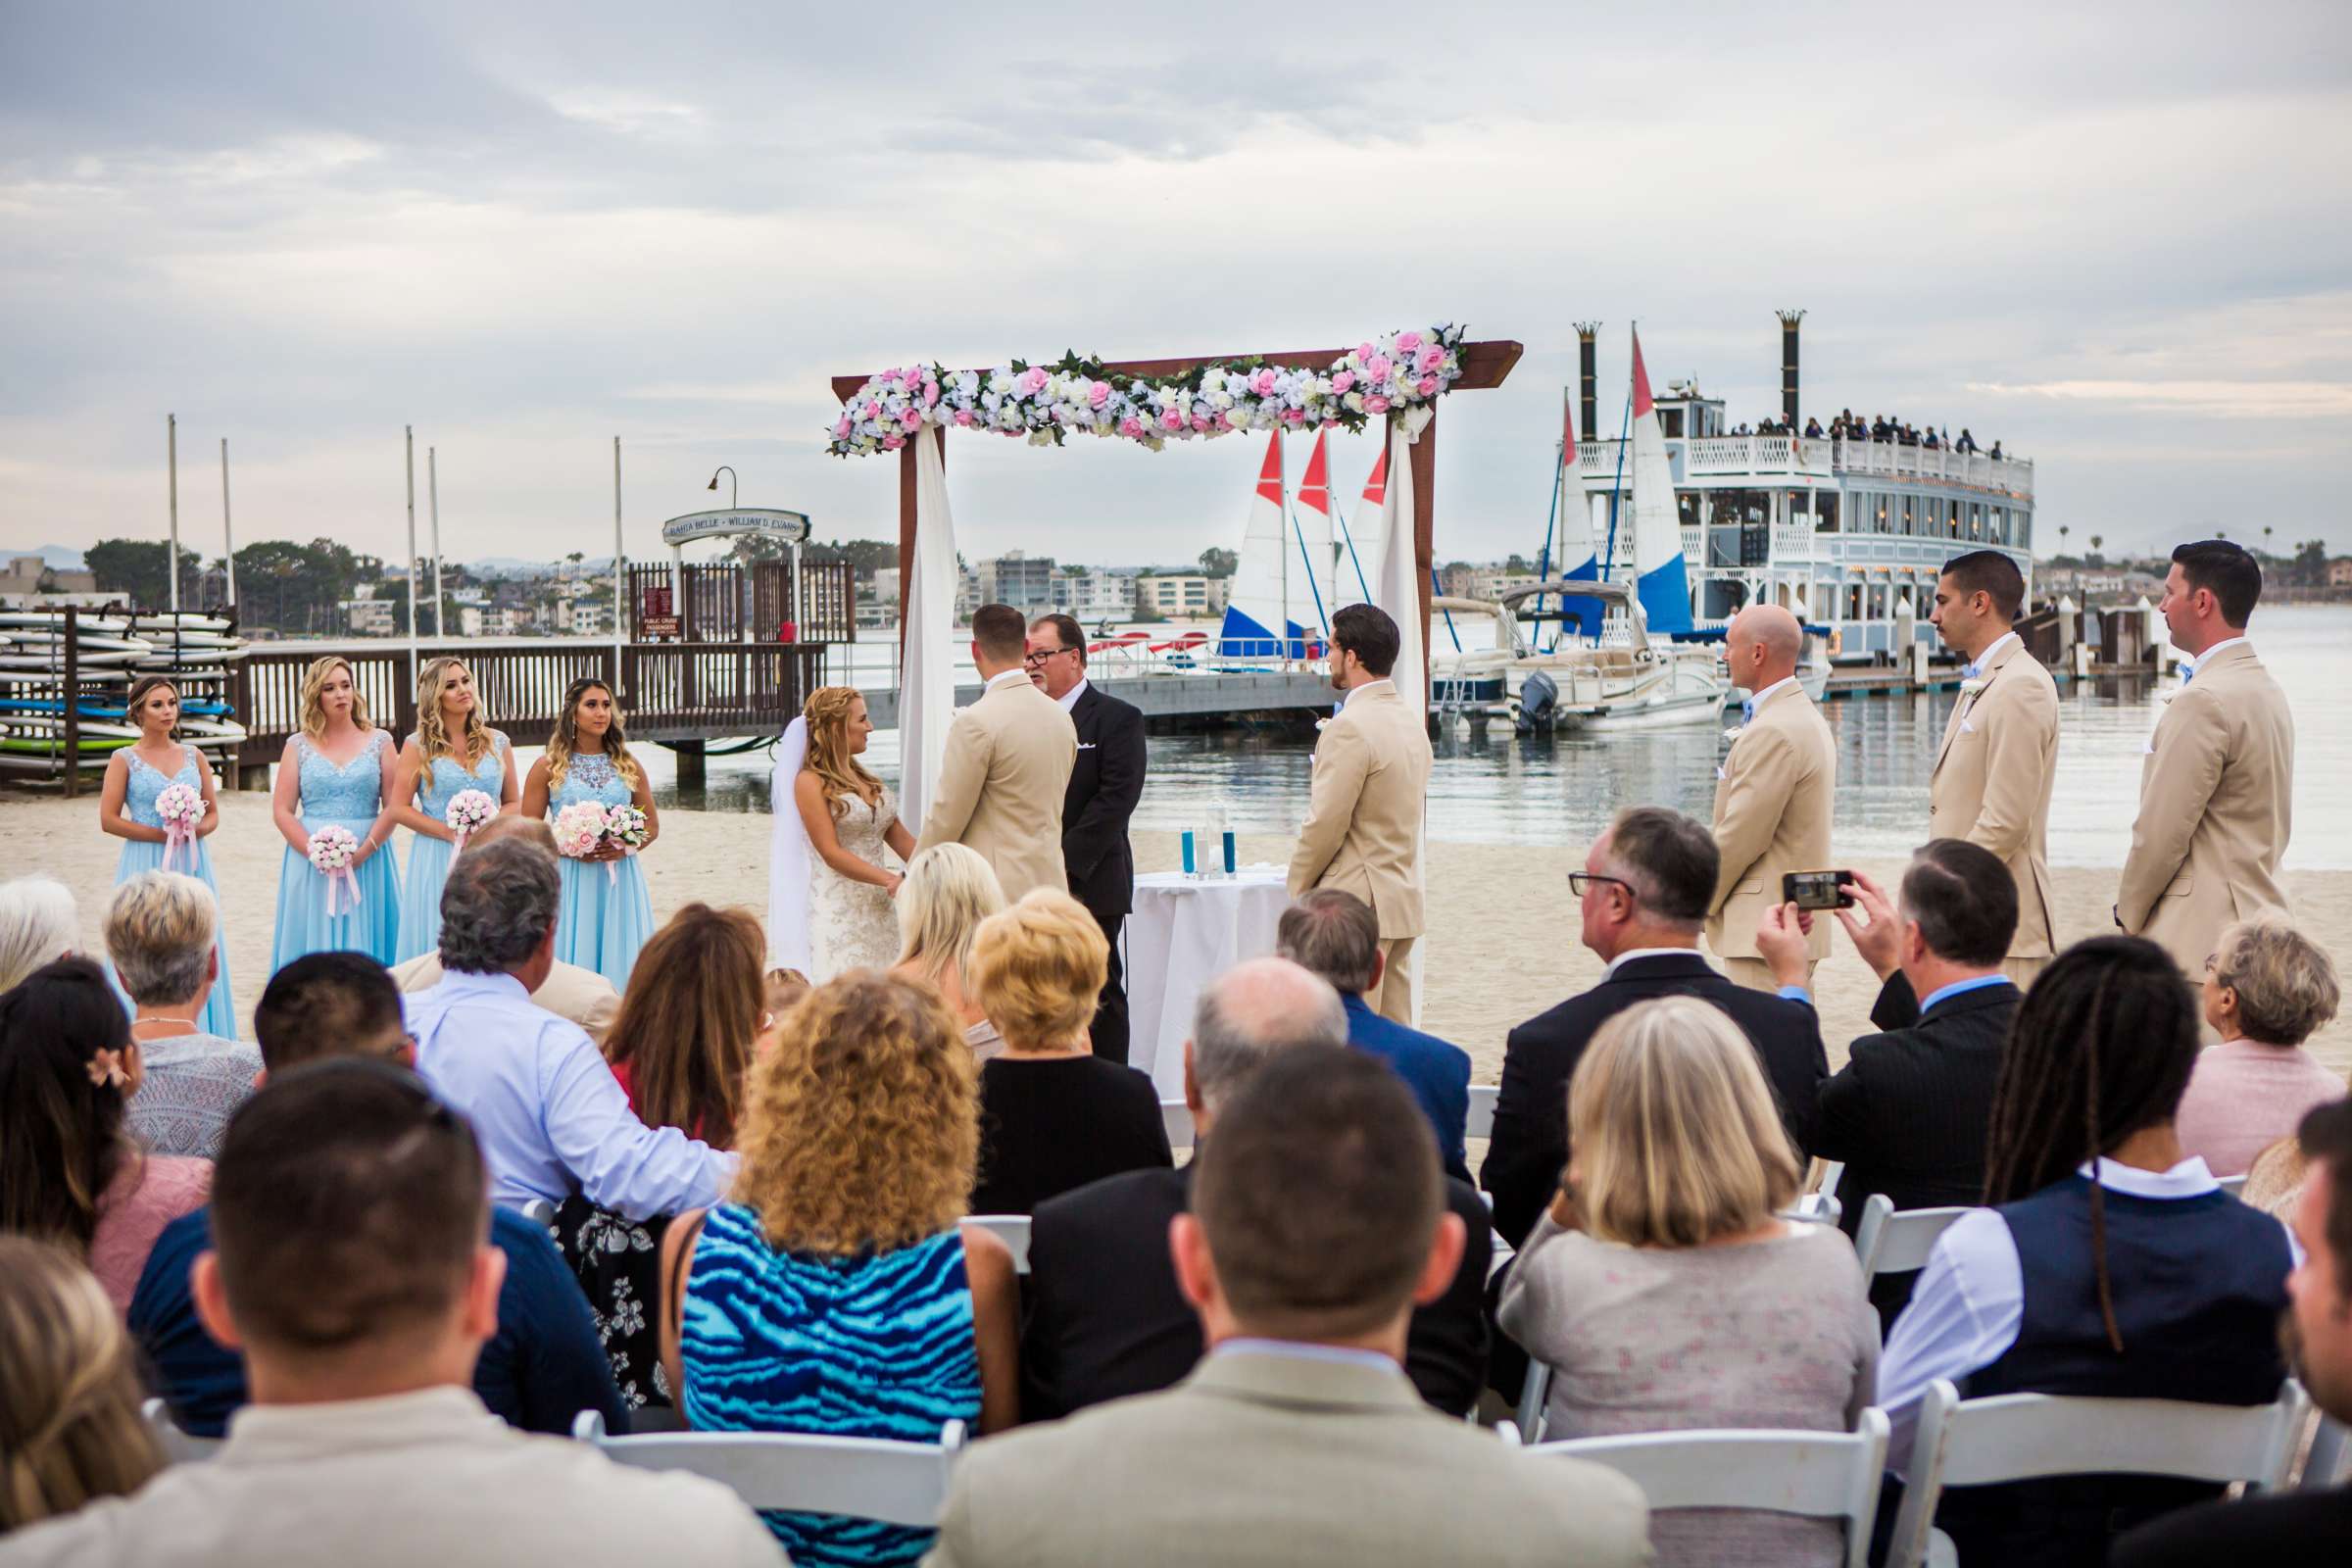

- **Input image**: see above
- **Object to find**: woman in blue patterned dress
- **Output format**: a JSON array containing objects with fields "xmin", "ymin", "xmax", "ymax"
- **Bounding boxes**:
[
  {"xmin": 521, "ymin": 677, "xmax": 657, "ymax": 989},
  {"xmin": 96, "ymin": 676, "xmax": 236, "ymax": 1037},
  {"xmin": 658, "ymin": 971, "xmax": 1019, "ymax": 1568},
  {"xmin": 268, "ymin": 657, "xmax": 402, "ymax": 972},
  {"xmin": 391, "ymin": 656, "xmax": 517, "ymax": 962}
]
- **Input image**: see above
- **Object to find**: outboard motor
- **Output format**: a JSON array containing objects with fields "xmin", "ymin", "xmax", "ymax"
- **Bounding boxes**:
[{"xmin": 1516, "ymin": 669, "xmax": 1558, "ymax": 735}]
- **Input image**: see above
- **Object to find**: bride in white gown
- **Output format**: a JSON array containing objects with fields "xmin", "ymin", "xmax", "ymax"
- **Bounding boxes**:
[{"xmin": 771, "ymin": 687, "xmax": 915, "ymax": 980}]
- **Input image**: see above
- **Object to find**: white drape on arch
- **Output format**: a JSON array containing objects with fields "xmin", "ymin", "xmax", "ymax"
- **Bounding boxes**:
[
  {"xmin": 1369, "ymin": 415, "xmax": 1431, "ymax": 1023},
  {"xmin": 900, "ymin": 426, "xmax": 960, "ymax": 829}
]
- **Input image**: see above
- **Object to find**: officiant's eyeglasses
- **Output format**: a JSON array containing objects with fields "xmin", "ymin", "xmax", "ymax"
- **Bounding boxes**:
[
  {"xmin": 1568, "ymin": 873, "xmax": 1634, "ymax": 899},
  {"xmin": 1024, "ymin": 647, "xmax": 1074, "ymax": 667}
]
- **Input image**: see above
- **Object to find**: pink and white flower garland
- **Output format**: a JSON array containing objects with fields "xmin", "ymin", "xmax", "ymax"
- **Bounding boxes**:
[
  {"xmin": 827, "ymin": 324, "xmax": 1468, "ymax": 458},
  {"xmin": 445, "ymin": 789, "xmax": 498, "ymax": 853},
  {"xmin": 155, "ymin": 782, "xmax": 203, "ymax": 873},
  {"xmin": 307, "ymin": 825, "xmax": 362, "ymax": 916}
]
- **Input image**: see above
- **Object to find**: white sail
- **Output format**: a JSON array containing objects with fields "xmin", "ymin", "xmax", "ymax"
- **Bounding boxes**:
[
  {"xmin": 1215, "ymin": 432, "xmax": 1310, "ymax": 659},
  {"xmin": 1628, "ymin": 328, "xmax": 1692, "ymax": 634}
]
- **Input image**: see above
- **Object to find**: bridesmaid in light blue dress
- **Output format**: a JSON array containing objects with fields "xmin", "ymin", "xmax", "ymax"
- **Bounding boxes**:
[
  {"xmin": 521, "ymin": 676, "xmax": 659, "ymax": 989},
  {"xmin": 392, "ymin": 656, "xmax": 518, "ymax": 963},
  {"xmin": 269, "ymin": 657, "xmax": 402, "ymax": 972},
  {"xmin": 98, "ymin": 676, "xmax": 237, "ymax": 1038}
]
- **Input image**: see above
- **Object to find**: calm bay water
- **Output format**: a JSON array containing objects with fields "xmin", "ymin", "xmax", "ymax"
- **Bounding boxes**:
[{"xmin": 613, "ymin": 605, "xmax": 2352, "ymax": 869}]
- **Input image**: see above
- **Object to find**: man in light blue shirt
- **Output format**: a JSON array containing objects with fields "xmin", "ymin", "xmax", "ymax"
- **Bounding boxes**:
[{"xmin": 409, "ymin": 836, "xmax": 732, "ymax": 1220}]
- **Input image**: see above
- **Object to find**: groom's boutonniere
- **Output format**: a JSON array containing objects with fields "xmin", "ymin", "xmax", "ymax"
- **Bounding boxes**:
[
  {"xmin": 1958, "ymin": 676, "xmax": 1990, "ymax": 698},
  {"xmin": 1314, "ymin": 717, "xmax": 1331, "ymax": 732},
  {"xmin": 1722, "ymin": 725, "xmax": 1745, "ymax": 744}
]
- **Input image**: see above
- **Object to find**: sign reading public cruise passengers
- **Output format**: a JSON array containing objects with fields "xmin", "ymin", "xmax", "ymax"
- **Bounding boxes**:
[{"xmin": 659, "ymin": 508, "xmax": 811, "ymax": 547}]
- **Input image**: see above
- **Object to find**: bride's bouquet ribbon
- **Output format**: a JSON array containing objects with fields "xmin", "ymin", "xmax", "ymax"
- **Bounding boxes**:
[
  {"xmin": 154, "ymin": 782, "xmax": 203, "ymax": 874},
  {"xmin": 601, "ymin": 805, "xmax": 650, "ymax": 885},
  {"xmin": 445, "ymin": 788, "xmax": 499, "ymax": 855},
  {"xmin": 307, "ymin": 825, "xmax": 362, "ymax": 917}
]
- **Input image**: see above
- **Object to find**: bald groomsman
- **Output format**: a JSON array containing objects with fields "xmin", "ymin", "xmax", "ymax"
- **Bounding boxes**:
[
  {"xmin": 2118, "ymin": 540, "xmax": 2294, "ymax": 980},
  {"xmin": 1709, "ymin": 604, "xmax": 1837, "ymax": 991},
  {"xmin": 1289, "ymin": 604, "xmax": 1432, "ymax": 1024},
  {"xmin": 1927, "ymin": 550, "xmax": 2060, "ymax": 988}
]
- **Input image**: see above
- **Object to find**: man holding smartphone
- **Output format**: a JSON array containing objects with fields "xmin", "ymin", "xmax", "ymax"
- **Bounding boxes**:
[{"xmin": 1927, "ymin": 550, "xmax": 2061, "ymax": 987}]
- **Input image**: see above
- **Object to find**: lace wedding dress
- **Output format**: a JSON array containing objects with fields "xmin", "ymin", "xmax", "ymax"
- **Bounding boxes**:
[{"xmin": 807, "ymin": 784, "xmax": 901, "ymax": 979}]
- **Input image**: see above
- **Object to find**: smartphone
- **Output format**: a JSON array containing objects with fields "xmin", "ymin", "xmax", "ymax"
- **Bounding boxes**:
[{"xmin": 1782, "ymin": 869, "xmax": 1856, "ymax": 910}]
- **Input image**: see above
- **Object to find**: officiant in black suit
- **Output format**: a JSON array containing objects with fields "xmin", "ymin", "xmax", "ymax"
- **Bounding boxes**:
[{"xmin": 1029, "ymin": 613, "xmax": 1148, "ymax": 1063}]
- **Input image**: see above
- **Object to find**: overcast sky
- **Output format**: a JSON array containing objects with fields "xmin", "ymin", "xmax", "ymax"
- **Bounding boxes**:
[{"xmin": 3, "ymin": 0, "xmax": 2347, "ymax": 571}]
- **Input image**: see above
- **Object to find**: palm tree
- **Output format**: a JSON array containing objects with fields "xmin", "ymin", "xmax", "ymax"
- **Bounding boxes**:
[{"xmin": 2059, "ymin": 523, "xmax": 2070, "ymax": 556}]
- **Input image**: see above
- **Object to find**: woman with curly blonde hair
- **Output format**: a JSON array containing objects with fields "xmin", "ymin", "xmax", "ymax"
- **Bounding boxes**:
[
  {"xmin": 521, "ymin": 678, "xmax": 658, "ymax": 988},
  {"xmin": 0, "ymin": 1237, "xmax": 164, "ymax": 1532},
  {"xmin": 659, "ymin": 970, "xmax": 1015, "ymax": 1566},
  {"xmin": 391, "ymin": 657, "xmax": 518, "ymax": 963},
  {"xmin": 269, "ymin": 656, "xmax": 404, "ymax": 969},
  {"xmin": 791, "ymin": 686, "xmax": 913, "ymax": 979}
]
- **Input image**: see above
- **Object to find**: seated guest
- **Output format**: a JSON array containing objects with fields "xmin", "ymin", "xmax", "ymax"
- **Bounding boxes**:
[
  {"xmin": 967, "ymin": 889, "xmax": 1169, "ymax": 1215},
  {"xmin": 2113, "ymin": 1095, "xmax": 2352, "ymax": 1563},
  {"xmin": 1500, "ymin": 996, "xmax": 1878, "ymax": 1566},
  {"xmin": 0, "ymin": 1238, "xmax": 163, "ymax": 1533},
  {"xmin": 661, "ymin": 971, "xmax": 1018, "ymax": 1567},
  {"xmin": 1879, "ymin": 937, "xmax": 2298, "ymax": 1568},
  {"xmin": 928, "ymin": 1048, "xmax": 1649, "ymax": 1568},
  {"xmin": 1022, "ymin": 957, "xmax": 1492, "ymax": 1421},
  {"xmin": 1482, "ymin": 806, "xmax": 1829, "ymax": 1248},
  {"xmin": 1773, "ymin": 843, "xmax": 2019, "ymax": 1319},
  {"xmin": 893, "ymin": 843, "xmax": 1007, "ymax": 1057},
  {"xmin": 764, "ymin": 965, "xmax": 810, "ymax": 1019},
  {"xmin": 5, "ymin": 1060, "xmax": 780, "ymax": 1566},
  {"xmin": 1277, "ymin": 888, "xmax": 1473, "ymax": 1182},
  {"xmin": 409, "ymin": 836, "xmax": 732, "ymax": 1219},
  {"xmin": 392, "ymin": 814, "xmax": 620, "ymax": 1044},
  {"xmin": 129, "ymin": 952, "xmax": 626, "ymax": 1439},
  {"xmin": 0, "ymin": 872, "xmax": 78, "ymax": 994},
  {"xmin": 0, "ymin": 957, "xmax": 209, "ymax": 1312},
  {"xmin": 604, "ymin": 903, "xmax": 769, "ymax": 1145},
  {"xmin": 107, "ymin": 870, "xmax": 263, "ymax": 1159},
  {"xmin": 2175, "ymin": 918, "xmax": 2343, "ymax": 1177}
]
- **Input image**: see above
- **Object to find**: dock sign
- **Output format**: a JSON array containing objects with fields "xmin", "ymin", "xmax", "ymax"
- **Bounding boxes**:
[{"xmin": 660, "ymin": 508, "xmax": 811, "ymax": 547}]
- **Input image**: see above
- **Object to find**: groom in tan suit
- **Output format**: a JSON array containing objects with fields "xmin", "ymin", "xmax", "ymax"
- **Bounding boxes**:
[
  {"xmin": 1709, "ymin": 604, "xmax": 1837, "ymax": 991},
  {"xmin": 1928, "ymin": 550, "xmax": 2061, "ymax": 987},
  {"xmin": 1288, "ymin": 605, "xmax": 1432, "ymax": 1024},
  {"xmin": 2119, "ymin": 540, "xmax": 2294, "ymax": 979},
  {"xmin": 915, "ymin": 603, "xmax": 1077, "ymax": 903}
]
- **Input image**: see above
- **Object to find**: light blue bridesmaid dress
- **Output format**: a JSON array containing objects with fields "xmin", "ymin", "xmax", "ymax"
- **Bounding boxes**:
[
  {"xmin": 270, "ymin": 730, "xmax": 403, "ymax": 973},
  {"xmin": 111, "ymin": 745, "xmax": 237, "ymax": 1038},
  {"xmin": 394, "ymin": 731, "xmax": 509, "ymax": 963},
  {"xmin": 550, "ymin": 752, "xmax": 653, "ymax": 989}
]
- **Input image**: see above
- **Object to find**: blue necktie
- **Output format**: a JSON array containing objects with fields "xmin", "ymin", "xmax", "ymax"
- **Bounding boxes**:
[
  {"xmin": 1740, "ymin": 699, "xmax": 1755, "ymax": 725},
  {"xmin": 1962, "ymin": 661, "xmax": 1981, "ymax": 679},
  {"xmin": 2180, "ymin": 663, "xmax": 2194, "ymax": 685}
]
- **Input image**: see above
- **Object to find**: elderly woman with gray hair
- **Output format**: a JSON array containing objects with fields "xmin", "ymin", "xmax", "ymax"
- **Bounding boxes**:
[
  {"xmin": 0, "ymin": 874, "xmax": 80, "ymax": 995},
  {"xmin": 2175, "ymin": 917, "xmax": 2346, "ymax": 1177},
  {"xmin": 105, "ymin": 871, "xmax": 263, "ymax": 1159}
]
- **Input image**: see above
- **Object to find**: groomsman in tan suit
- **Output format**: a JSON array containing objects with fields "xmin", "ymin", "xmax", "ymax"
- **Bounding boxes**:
[
  {"xmin": 1927, "ymin": 550, "xmax": 2061, "ymax": 988},
  {"xmin": 1709, "ymin": 604, "xmax": 1837, "ymax": 990},
  {"xmin": 1288, "ymin": 605, "xmax": 1432, "ymax": 1024},
  {"xmin": 915, "ymin": 603, "xmax": 1078, "ymax": 903},
  {"xmin": 2119, "ymin": 540, "xmax": 2294, "ymax": 979}
]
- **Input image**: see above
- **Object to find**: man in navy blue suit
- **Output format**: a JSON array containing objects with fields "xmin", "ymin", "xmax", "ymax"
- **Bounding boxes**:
[{"xmin": 1277, "ymin": 889, "xmax": 1472, "ymax": 1182}]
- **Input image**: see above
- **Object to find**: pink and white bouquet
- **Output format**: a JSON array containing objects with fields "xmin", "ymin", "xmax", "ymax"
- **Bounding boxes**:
[
  {"xmin": 603, "ymin": 804, "xmax": 649, "ymax": 854},
  {"xmin": 552, "ymin": 800, "xmax": 610, "ymax": 859},
  {"xmin": 445, "ymin": 789, "xmax": 498, "ymax": 853},
  {"xmin": 155, "ymin": 781, "xmax": 203, "ymax": 872},
  {"xmin": 307, "ymin": 824, "xmax": 362, "ymax": 915}
]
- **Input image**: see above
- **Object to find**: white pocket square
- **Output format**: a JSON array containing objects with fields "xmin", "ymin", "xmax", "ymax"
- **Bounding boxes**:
[
  {"xmin": 2143, "ymin": 738, "xmax": 2158, "ymax": 755},
  {"xmin": 1961, "ymin": 719, "xmax": 1978, "ymax": 735},
  {"xmin": 1714, "ymin": 765, "xmax": 1727, "ymax": 781}
]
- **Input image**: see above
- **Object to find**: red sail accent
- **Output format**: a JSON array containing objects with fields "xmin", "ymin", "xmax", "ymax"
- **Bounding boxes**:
[
  {"xmin": 1631, "ymin": 328, "xmax": 1655, "ymax": 420},
  {"xmin": 1562, "ymin": 393, "xmax": 1579, "ymax": 466},
  {"xmin": 1297, "ymin": 430, "xmax": 1332, "ymax": 515},
  {"xmin": 1359, "ymin": 445, "xmax": 1389, "ymax": 508},
  {"xmin": 1254, "ymin": 430, "xmax": 1284, "ymax": 505}
]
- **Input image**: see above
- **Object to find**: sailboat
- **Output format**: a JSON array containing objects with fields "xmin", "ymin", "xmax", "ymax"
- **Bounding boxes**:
[
  {"xmin": 1212, "ymin": 432, "xmax": 1330, "ymax": 664},
  {"xmin": 1428, "ymin": 329, "xmax": 1730, "ymax": 733}
]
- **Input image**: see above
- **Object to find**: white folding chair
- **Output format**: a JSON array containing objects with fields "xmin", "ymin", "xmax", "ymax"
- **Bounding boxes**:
[
  {"xmin": 1815, "ymin": 1158, "xmax": 1846, "ymax": 1201},
  {"xmin": 1851, "ymin": 1196, "xmax": 1971, "ymax": 1282},
  {"xmin": 141, "ymin": 1397, "xmax": 220, "ymax": 1463},
  {"xmin": 1466, "ymin": 1084, "xmax": 1498, "ymax": 1141},
  {"xmin": 2306, "ymin": 1413, "xmax": 2352, "ymax": 1489},
  {"xmin": 1780, "ymin": 1193, "xmax": 1842, "ymax": 1228},
  {"xmin": 574, "ymin": 1410, "xmax": 964, "ymax": 1527},
  {"xmin": 1160, "ymin": 1100, "xmax": 1194, "ymax": 1151},
  {"xmin": 1517, "ymin": 1361, "xmax": 1553, "ymax": 1444},
  {"xmin": 516, "ymin": 1197, "xmax": 558, "ymax": 1229},
  {"xmin": 1887, "ymin": 1378, "xmax": 2310, "ymax": 1568},
  {"xmin": 1532, "ymin": 1409, "xmax": 1891, "ymax": 1568},
  {"xmin": 2218, "ymin": 1173, "xmax": 2248, "ymax": 1198},
  {"xmin": 958, "ymin": 1214, "xmax": 1031, "ymax": 1274}
]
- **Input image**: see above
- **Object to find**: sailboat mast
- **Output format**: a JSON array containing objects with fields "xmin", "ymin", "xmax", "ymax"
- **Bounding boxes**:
[{"xmin": 1277, "ymin": 430, "xmax": 1290, "ymax": 662}]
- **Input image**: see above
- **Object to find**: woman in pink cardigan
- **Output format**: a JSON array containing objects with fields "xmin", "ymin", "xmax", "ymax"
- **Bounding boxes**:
[{"xmin": 2175, "ymin": 919, "xmax": 2346, "ymax": 1178}]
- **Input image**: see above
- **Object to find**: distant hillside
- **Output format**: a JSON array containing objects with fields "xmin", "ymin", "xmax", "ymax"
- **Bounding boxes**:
[{"xmin": 0, "ymin": 544, "xmax": 88, "ymax": 570}]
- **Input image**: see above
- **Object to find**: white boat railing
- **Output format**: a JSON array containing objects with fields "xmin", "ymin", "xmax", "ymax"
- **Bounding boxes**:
[{"xmin": 1580, "ymin": 436, "xmax": 2034, "ymax": 498}]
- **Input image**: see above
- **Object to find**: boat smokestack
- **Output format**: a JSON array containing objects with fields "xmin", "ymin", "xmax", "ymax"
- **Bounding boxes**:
[
  {"xmin": 1575, "ymin": 322, "xmax": 1601, "ymax": 447},
  {"xmin": 1777, "ymin": 309, "xmax": 1805, "ymax": 428}
]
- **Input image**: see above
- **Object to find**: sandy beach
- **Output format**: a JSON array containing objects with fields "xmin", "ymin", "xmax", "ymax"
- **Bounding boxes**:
[{"xmin": 9, "ymin": 791, "xmax": 2348, "ymax": 1082}]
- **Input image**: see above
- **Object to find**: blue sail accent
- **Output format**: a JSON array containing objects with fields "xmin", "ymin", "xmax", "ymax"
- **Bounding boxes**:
[
  {"xmin": 1637, "ymin": 555, "xmax": 1692, "ymax": 634},
  {"xmin": 1214, "ymin": 605, "xmax": 1313, "ymax": 662},
  {"xmin": 1555, "ymin": 554, "xmax": 1607, "ymax": 641}
]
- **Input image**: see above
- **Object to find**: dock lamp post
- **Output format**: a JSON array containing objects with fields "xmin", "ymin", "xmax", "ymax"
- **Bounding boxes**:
[{"xmin": 709, "ymin": 466, "xmax": 737, "ymax": 510}]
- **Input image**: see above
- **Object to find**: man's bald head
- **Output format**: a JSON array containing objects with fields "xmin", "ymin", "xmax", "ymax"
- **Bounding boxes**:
[
  {"xmin": 1727, "ymin": 604, "xmax": 1803, "ymax": 689},
  {"xmin": 463, "ymin": 813, "xmax": 557, "ymax": 856},
  {"xmin": 1187, "ymin": 956, "xmax": 1348, "ymax": 1120}
]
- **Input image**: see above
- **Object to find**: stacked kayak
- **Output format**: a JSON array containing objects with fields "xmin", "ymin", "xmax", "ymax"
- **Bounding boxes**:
[{"xmin": 0, "ymin": 612, "xmax": 249, "ymax": 775}]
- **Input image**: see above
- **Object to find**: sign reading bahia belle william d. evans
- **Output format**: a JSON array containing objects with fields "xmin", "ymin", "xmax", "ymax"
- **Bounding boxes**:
[{"xmin": 659, "ymin": 508, "xmax": 811, "ymax": 547}]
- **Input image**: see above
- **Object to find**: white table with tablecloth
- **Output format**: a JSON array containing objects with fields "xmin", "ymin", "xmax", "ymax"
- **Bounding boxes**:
[{"xmin": 1123, "ymin": 866, "xmax": 1293, "ymax": 1097}]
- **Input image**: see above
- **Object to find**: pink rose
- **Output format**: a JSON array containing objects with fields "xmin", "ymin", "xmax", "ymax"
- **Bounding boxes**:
[
  {"xmin": 1365, "ymin": 394, "xmax": 1392, "ymax": 415},
  {"xmin": 1331, "ymin": 370, "xmax": 1355, "ymax": 394},
  {"xmin": 1397, "ymin": 330, "xmax": 1423, "ymax": 353},
  {"xmin": 1366, "ymin": 355, "xmax": 1393, "ymax": 382},
  {"xmin": 1357, "ymin": 341, "xmax": 1375, "ymax": 360},
  {"xmin": 1159, "ymin": 408, "xmax": 1184, "ymax": 431},
  {"xmin": 1193, "ymin": 416, "xmax": 1210, "ymax": 432},
  {"xmin": 883, "ymin": 432, "xmax": 906, "ymax": 450},
  {"xmin": 1283, "ymin": 407, "xmax": 1304, "ymax": 425},
  {"xmin": 923, "ymin": 380, "xmax": 941, "ymax": 406},
  {"xmin": 954, "ymin": 408, "xmax": 975, "ymax": 426},
  {"xmin": 861, "ymin": 401, "xmax": 879, "ymax": 419},
  {"xmin": 1419, "ymin": 346, "xmax": 1446, "ymax": 372},
  {"xmin": 1120, "ymin": 416, "xmax": 1147, "ymax": 438},
  {"xmin": 1216, "ymin": 410, "xmax": 1234, "ymax": 428},
  {"xmin": 1088, "ymin": 379, "xmax": 1110, "ymax": 408},
  {"xmin": 878, "ymin": 369, "xmax": 899, "ymax": 386},
  {"xmin": 1417, "ymin": 375, "xmax": 1439, "ymax": 395},
  {"xmin": 900, "ymin": 408, "xmax": 923, "ymax": 430},
  {"xmin": 1250, "ymin": 368, "xmax": 1278, "ymax": 396},
  {"xmin": 1019, "ymin": 367, "xmax": 1049, "ymax": 395}
]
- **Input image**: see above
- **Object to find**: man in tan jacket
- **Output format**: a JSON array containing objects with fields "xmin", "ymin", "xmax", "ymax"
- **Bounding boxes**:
[
  {"xmin": 1927, "ymin": 549, "xmax": 2061, "ymax": 987},
  {"xmin": 2119, "ymin": 540, "xmax": 2294, "ymax": 979},
  {"xmin": 921, "ymin": 1047, "xmax": 1650, "ymax": 1568},
  {"xmin": 1709, "ymin": 604, "xmax": 1837, "ymax": 990},
  {"xmin": 1288, "ymin": 604, "xmax": 1432, "ymax": 1024},
  {"xmin": 915, "ymin": 603, "xmax": 1078, "ymax": 903}
]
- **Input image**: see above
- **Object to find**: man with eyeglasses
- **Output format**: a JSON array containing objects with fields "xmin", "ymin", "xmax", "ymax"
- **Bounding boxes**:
[{"xmin": 1029, "ymin": 612, "xmax": 1147, "ymax": 1064}]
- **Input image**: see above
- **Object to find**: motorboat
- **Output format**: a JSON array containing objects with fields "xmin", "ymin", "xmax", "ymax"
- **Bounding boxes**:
[{"xmin": 1430, "ymin": 578, "xmax": 1728, "ymax": 733}]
